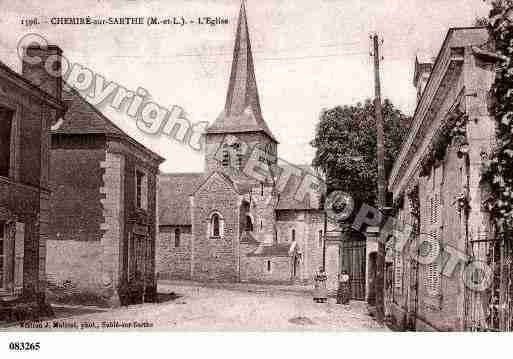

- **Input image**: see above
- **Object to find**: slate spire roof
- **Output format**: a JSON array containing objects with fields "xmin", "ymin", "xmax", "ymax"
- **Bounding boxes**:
[{"xmin": 207, "ymin": 0, "xmax": 277, "ymax": 142}]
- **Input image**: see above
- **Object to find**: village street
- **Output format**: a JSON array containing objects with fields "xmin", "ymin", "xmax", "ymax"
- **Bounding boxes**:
[{"xmin": 8, "ymin": 281, "xmax": 386, "ymax": 331}]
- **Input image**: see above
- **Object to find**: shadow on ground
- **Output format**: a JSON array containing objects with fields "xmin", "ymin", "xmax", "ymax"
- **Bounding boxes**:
[{"xmin": 156, "ymin": 292, "xmax": 182, "ymax": 303}]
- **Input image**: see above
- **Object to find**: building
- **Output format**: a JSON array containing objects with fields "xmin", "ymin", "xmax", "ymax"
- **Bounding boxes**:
[
  {"xmin": 46, "ymin": 82, "xmax": 164, "ymax": 307},
  {"xmin": 385, "ymin": 27, "xmax": 501, "ymax": 331},
  {"xmin": 0, "ymin": 45, "xmax": 64, "ymax": 319},
  {"xmin": 157, "ymin": 2, "xmax": 326, "ymax": 285}
]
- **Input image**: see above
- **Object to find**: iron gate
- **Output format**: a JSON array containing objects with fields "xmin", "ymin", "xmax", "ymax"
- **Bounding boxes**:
[
  {"xmin": 464, "ymin": 234, "xmax": 513, "ymax": 331},
  {"xmin": 341, "ymin": 237, "xmax": 366, "ymax": 300}
]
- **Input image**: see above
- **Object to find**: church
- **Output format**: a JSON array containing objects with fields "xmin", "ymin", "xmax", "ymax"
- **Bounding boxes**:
[{"xmin": 157, "ymin": 1, "xmax": 326, "ymax": 284}]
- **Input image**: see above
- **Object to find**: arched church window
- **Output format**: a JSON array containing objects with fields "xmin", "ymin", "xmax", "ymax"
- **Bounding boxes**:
[
  {"xmin": 209, "ymin": 212, "xmax": 224, "ymax": 238},
  {"xmin": 292, "ymin": 229, "xmax": 296, "ymax": 242},
  {"xmin": 212, "ymin": 214, "xmax": 220, "ymax": 237}
]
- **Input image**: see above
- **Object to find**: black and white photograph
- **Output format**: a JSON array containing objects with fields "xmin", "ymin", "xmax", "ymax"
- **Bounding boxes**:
[{"xmin": 0, "ymin": 0, "xmax": 512, "ymax": 355}]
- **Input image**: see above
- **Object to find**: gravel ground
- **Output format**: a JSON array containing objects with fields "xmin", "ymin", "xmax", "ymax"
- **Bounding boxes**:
[{"xmin": 7, "ymin": 281, "xmax": 388, "ymax": 331}]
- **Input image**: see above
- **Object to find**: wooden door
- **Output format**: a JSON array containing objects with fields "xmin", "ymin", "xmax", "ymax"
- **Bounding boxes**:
[{"xmin": 128, "ymin": 233, "xmax": 146, "ymax": 304}]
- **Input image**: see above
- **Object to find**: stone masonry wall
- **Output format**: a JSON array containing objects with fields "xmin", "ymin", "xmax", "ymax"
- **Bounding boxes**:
[
  {"xmin": 99, "ymin": 151, "xmax": 125, "ymax": 305},
  {"xmin": 248, "ymin": 185, "xmax": 277, "ymax": 243},
  {"xmin": 205, "ymin": 132, "xmax": 277, "ymax": 178},
  {"xmin": 276, "ymin": 210, "xmax": 306, "ymax": 280},
  {"xmin": 192, "ymin": 173, "xmax": 240, "ymax": 282},
  {"xmin": 157, "ymin": 225, "xmax": 192, "ymax": 280},
  {"xmin": 241, "ymin": 255, "xmax": 292, "ymax": 284}
]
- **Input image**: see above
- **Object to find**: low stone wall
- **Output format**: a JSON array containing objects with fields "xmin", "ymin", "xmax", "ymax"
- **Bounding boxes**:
[
  {"xmin": 157, "ymin": 226, "xmax": 192, "ymax": 280},
  {"xmin": 241, "ymin": 256, "xmax": 292, "ymax": 284}
]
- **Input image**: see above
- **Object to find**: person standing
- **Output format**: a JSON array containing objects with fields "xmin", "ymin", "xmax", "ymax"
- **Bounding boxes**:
[{"xmin": 337, "ymin": 270, "xmax": 351, "ymax": 305}]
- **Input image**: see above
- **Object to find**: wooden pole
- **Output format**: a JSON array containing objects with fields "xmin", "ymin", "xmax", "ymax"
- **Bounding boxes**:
[
  {"xmin": 323, "ymin": 210, "xmax": 328, "ymax": 272},
  {"xmin": 372, "ymin": 33, "xmax": 386, "ymax": 325}
]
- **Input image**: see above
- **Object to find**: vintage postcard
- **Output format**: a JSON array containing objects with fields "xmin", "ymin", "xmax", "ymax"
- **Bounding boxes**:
[{"xmin": 0, "ymin": 0, "xmax": 511, "ymax": 351}]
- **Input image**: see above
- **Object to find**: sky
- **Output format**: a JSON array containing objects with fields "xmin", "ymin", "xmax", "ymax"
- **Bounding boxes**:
[{"xmin": 0, "ymin": 0, "xmax": 491, "ymax": 173}]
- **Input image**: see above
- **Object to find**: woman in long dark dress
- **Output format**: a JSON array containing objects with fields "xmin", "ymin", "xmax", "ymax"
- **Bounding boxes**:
[{"xmin": 336, "ymin": 270, "xmax": 351, "ymax": 305}]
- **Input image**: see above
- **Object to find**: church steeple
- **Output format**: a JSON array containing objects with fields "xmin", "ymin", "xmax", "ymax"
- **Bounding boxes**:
[{"xmin": 207, "ymin": 0, "xmax": 277, "ymax": 142}]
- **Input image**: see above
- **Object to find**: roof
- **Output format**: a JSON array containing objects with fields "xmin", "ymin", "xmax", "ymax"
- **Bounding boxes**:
[
  {"xmin": 206, "ymin": 1, "xmax": 277, "ymax": 142},
  {"xmin": 191, "ymin": 171, "xmax": 246, "ymax": 196},
  {"xmin": 159, "ymin": 173, "xmax": 205, "ymax": 226},
  {"xmin": 247, "ymin": 242, "xmax": 295, "ymax": 257},
  {"xmin": 413, "ymin": 54, "xmax": 434, "ymax": 86},
  {"xmin": 389, "ymin": 27, "xmax": 489, "ymax": 196},
  {"xmin": 276, "ymin": 165, "xmax": 323, "ymax": 210},
  {"xmin": 54, "ymin": 83, "xmax": 164, "ymax": 163},
  {"xmin": 0, "ymin": 59, "xmax": 63, "ymax": 110}
]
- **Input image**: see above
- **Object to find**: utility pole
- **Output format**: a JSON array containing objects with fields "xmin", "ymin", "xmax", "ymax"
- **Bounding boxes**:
[
  {"xmin": 323, "ymin": 208, "xmax": 328, "ymax": 272},
  {"xmin": 371, "ymin": 33, "xmax": 386, "ymax": 325}
]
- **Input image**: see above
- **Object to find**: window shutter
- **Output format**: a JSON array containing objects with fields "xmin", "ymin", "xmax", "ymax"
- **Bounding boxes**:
[
  {"xmin": 426, "ymin": 172, "xmax": 441, "ymax": 296},
  {"xmin": 395, "ymin": 252, "xmax": 402, "ymax": 289},
  {"xmin": 141, "ymin": 174, "xmax": 148, "ymax": 210},
  {"xmin": 14, "ymin": 222, "xmax": 24, "ymax": 295}
]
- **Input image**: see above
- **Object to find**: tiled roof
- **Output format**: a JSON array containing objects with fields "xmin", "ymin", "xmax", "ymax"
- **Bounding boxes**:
[
  {"xmin": 56, "ymin": 83, "xmax": 129, "ymax": 136},
  {"xmin": 53, "ymin": 83, "xmax": 164, "ymax": 162},
  {"xmin": 158, "ymin": 173, "xmax": 205, "ymax": 226},
  {"xmin": 275, "ymin": 165, "xmax": 323, "ymax": 210},
  {"xmin": 206, "ymin": 1, "xmax": 277, "ymax": 142},
  {"xmin": 0, "ymin": 59, "xmax": 63, "ymax": 109},
  {"xmin": 247, "ymin": 242, "xmax": 294, "ymax": 257}
]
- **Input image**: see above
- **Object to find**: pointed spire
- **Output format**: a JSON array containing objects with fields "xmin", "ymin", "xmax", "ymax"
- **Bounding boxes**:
[
  {"xmin": 225, "ymin": 0, "xmax": 259, "ymax": 117},
  {"xmin": 207, "ymin": 0, "xmax": 277, "ymax": 142}
]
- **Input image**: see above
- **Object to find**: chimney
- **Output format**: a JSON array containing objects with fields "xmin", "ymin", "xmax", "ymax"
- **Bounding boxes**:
[
  {"xmin": 413, "ymin": 54, "xmax": 433, "ymax": 106},
  {"xmin": 22, "ymin": 45, "xmax": 62, "ymax": 101}
]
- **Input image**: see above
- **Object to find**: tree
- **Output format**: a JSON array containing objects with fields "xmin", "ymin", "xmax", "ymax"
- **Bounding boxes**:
[
  {"xmin": 311, "ymin": 99, "xmax": 411, "ymax": 208},
  {"xmin": 483, "ymin": 0, "xmax": 513, "ymax": 226}
]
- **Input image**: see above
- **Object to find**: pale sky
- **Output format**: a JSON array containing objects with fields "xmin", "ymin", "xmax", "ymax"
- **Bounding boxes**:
[{"xmin": 0, "ymin": 0, "xmax": 490, "ymax": 173}]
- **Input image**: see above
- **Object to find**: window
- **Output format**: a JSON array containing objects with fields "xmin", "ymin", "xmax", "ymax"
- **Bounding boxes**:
[
  {"xmin": 135, "ymin": 170, "xmax": 147, "ymax": 210},
  {"xmin": 291, "ymin": 229, "xmax": 296, "ymax": 242},
  {"xmin": 395, "ymin": 252, "xmax": 403, "ymax": 291},
  {"xmin": 424, "ymin": 170, "xmax": 442, "ymax": 296},
  {"xmin": 174, "ymin": 228, "xmax": 180, "ymax": 248},
  {"xmin": 209, "ymin": 213, "xmax": 224, "ymax": 238},
  {"xmin": 222, "ymin": 149, "xmax": 230, "ymax": 167},
  {"xmin": 0, "ymin": 220, "xmax": 24, "ymax": 294},
  {"xmin": 0, "ymin": 108, "xmax": 13, "ymax": 178},
  {"xmin": 233, "ymin": 143, "xmax": 243, "ymax": 169},
  {"xmin": 236, "ymin": 153, "xmax": 243, "ymax": 169},
  {"xmin": 425, "ymin": 231, "xmax": 441, "ymax": 296},
  {"xmin": 267, "ymin": 260, "xmax": 272, "ymax": 272},
  {"xmin": 318, "ymin": 230, "xmax": 323, "ymax": 248},
  {"xmin": 245, "ymin": 215, "xmax": 253, "ymax": 232}
]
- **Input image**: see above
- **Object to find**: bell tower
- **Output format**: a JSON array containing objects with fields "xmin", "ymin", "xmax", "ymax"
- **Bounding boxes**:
[{"xmin": 204, "ymin": 0, "xmax": 278, "ymax": 180}]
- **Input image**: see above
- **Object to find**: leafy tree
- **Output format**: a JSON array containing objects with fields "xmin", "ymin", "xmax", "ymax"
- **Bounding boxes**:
[
  {"xmin": 483, "ymin": 0, "xmax": 513, "ymax": 226},
  {"xmin": 311, "ymin": 99, "xmax": 412, "ymax": 208}
]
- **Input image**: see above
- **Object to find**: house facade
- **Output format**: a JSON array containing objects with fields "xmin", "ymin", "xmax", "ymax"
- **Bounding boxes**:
[
  {"xmin": 157, "ymin": 2, "xmax": 325, "ymax": 285},
  {"xmin": 385, "ymin": 27, "xmax": 500, "ymax": 331},
  {"xmin": 0, "ymin": 45, "xmax": 63, "ymax": 319},
  {"xmin": 46, "ymin": 84, "xmax": 164, "ymax": 307}
]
